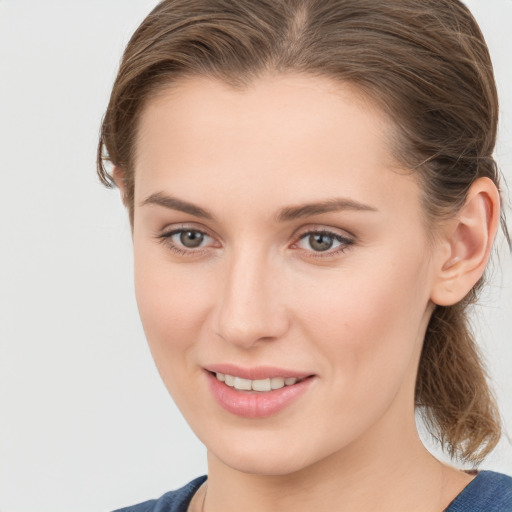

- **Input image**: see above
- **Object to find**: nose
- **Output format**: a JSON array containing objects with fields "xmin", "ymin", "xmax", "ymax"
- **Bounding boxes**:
[{"xmin": 213, "ymin": 248, "xmax": 290, "ymax": 349}]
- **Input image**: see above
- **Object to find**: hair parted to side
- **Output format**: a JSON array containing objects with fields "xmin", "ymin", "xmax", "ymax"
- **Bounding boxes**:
[{"xmin": 98, "ymin": 0, "xmax": 510, "ymax": 464}]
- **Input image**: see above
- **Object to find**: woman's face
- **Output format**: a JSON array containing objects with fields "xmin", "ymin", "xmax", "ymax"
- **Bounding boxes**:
[{"xmin": 131, "ymin": 74, "xmax": 439, "ymax": 475}]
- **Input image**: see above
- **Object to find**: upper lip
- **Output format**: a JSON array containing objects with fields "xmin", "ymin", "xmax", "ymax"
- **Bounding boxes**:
[{"xmin": 204, "ymin": 364, "xmax": 313, "ymax": 380}]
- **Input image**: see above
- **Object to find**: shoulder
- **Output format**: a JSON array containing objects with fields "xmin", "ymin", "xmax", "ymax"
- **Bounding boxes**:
[
  {"xmin": 111, "ymin": 476, "xmax": 207, "ymax": 512},
  {"xmin": 445, "ymin": 471, "xmax": 512, "ymax": 512}
]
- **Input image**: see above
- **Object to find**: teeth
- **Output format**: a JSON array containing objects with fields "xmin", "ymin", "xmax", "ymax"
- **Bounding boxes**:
[
  {"xmin": 252, "ymin": 378, "xmax": 271, "ymax": 392},
  {"xmin": 234, "ymin": 377, "xmax": 252, "ymax": 391},
  {"xmin": 215, "ymin": 373, "xmax": 303, "ymax": 391},
  {"xmin": 270, "ymin": 377, "xmax": 285, "ymax": 389}
]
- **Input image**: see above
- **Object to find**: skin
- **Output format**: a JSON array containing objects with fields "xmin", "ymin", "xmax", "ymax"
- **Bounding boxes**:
[{"xmin": 122, "ymin": 74, "xmax": 499, "ymax": 511}]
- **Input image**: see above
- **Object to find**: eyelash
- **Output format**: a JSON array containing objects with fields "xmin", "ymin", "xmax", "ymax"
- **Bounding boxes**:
[{"xmin": 156, "ymin": 227, "xmax": 354, "ymax": 259}]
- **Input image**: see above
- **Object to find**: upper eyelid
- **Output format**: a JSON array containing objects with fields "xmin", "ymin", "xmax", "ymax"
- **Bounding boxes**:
[
  {"xmin": 160, "ymin": 223, "xmax": 216, "ymax": 239},
  {"xmin": 159, "ymin": 224, "xmax": 353, "ymax": 241},
  {"xmin": 292, "ymin": 224, "xmax": 355, "ymax": 242}
]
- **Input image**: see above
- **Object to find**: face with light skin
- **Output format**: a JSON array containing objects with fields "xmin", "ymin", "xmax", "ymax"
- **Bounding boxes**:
[{"xmin": 127, "ymin": 74, "xmax": 456, "ymax": 479}]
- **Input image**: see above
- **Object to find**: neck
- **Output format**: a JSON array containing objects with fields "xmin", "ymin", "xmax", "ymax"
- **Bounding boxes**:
[{"xmin": 202, "ymin": 409, "xmax": 471, "ymax": 512}]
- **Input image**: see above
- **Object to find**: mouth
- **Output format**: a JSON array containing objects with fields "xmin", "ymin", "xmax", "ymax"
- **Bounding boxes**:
[
  {"xmin": 204, "ymin": 366, "xmax": 316, "ymax": 418},
  {"xmin": 211, "ymin": 371, "xmax": 310, "ymax": 392}
]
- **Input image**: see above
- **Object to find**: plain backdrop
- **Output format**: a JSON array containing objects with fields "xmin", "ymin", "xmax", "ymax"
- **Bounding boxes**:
[{"xmin": 0, "ymin": 1, "xmax": 511, "ymax": 511}]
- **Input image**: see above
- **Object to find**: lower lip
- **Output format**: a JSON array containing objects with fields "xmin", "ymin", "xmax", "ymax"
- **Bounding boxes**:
[{"xmin": 206, "ymin": 372, "xmax": 315, "ymax": 418}]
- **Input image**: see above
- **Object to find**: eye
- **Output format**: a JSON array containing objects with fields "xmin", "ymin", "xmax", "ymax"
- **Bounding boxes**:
[
  {"xmin": 294, "ymin": 230, "xmax": 354, "ymax": 257},
  {"xmin": 157, "ymin": 226, "xmax": 353, "ymax": 258},
  {"xmin": 175, "ymin": 229, "xmax": 206, "ymax": 248},
  {"xmin": 157, "ymin": 227, "xmax": 216, "ymax": 256}
]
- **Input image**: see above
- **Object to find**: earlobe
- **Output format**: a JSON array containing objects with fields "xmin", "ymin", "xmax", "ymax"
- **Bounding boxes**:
[{"xmin": 430, "ymin": 177, "xmax": 500, "ymax": 306}]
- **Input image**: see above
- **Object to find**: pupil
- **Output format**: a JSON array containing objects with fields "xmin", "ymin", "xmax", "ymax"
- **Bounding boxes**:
[
  {"xmin": 180, "ymin": 230, "xmax": 204, "ymax": 248},
  {"xmin": 310, "ymin": 233, "xmax": 333, "ymax": 252}
]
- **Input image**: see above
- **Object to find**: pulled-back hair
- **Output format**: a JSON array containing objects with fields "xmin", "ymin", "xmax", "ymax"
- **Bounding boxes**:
[{"xmin": 97, "ymin": 0, "xmax": 509, "ymax": 464}]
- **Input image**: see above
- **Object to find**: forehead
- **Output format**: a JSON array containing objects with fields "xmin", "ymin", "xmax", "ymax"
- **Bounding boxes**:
[
  {"xmin": 136, "ymin": 73, "xmax": 391, "ymax": 164},
  {"xmin": 134, "ymin": 73, "xmax": 419, "ymax": 218}
]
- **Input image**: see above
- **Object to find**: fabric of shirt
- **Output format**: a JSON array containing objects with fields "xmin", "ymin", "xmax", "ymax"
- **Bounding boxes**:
[
  {"xmin": 443, "ymin": 471, "xmax": 512, "ymax": 511},
  {"xmin": 113, "ymin": 471, "xmax": 512, "ymax": 512}
]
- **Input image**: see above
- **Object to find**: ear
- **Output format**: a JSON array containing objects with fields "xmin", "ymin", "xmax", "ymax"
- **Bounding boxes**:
[
  {"xmin": 430, "ymin": 177, "xmax": 501, "ymax": 306},
  {"xmin": 112, "ymin": 166, "xmax": 129, "ymax": 207}
]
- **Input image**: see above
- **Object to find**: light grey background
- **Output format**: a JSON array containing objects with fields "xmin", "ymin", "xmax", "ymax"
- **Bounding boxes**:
[{"xmin": 0, "ymin": 1, "xmax": 510, "ymax": 511}]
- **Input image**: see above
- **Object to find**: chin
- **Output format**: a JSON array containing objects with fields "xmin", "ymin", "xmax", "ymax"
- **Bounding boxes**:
[
  {"xmin": 215, "ymin": 448, "xmax": 310, "ymax": 476},
  {"xmin": 204, "ymin": 428, "xmax": 331, "ymax": 477}
]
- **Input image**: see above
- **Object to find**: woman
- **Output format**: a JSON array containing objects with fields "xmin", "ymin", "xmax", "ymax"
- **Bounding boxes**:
[{"xmin": 97, "ymin": 0, "xmax": 512, "ymax": 510}]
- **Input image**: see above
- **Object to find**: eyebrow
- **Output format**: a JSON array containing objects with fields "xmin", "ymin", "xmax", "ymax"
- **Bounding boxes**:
[
  {"xmin": 141, "ymin": 193, "xmax": 214, "ymax": 219},
  {"xmin": 275, "ymin": 197, "xmax": 378, "ymax": 222},
  {"xmin": 141, "ymin": 192, "xmax": 378, "ymax": 222}
]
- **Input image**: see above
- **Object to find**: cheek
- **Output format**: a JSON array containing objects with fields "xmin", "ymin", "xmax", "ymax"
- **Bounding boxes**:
[
  {"xmin": 282, "ymin": 254, "xmax": 431, "ymax": 449},
  {"xmin": 293, "ymin": 248, "xmax": 431, "ymax": 383},
  {"xmin": 133, "ymin": 241, "xmax": 213, "ymax": 371},
  {"xmin": 133, "ymin": 254, "xmax": 218, "ymax": 424}
]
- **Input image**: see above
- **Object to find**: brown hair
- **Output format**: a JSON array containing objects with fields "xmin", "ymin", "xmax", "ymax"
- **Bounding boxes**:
[{"xmin": 97, "ymin": 0, "xmax": 509, "ymax": 464}]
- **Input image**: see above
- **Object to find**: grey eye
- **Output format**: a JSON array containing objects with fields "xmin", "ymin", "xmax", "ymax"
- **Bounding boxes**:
[
  {"xmin": 296, "ymin": 230, "xmax": 352, "ymax": 254},
  {"xmin": 308, "ymin": 233, "xmax": 334, "ymax": 252},
  {"xmin": 178, "ymin": 230, "xmax": 205, "ymax": 248}
]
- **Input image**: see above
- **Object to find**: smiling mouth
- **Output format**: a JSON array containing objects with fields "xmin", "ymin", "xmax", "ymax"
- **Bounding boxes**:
[
  {"xmin": 212, "ymin": 372, "xmax": 310, "ymax": 392},
  {"xmin": 206, "ymin": 369, "xmax": 316, "ymax": 417}
]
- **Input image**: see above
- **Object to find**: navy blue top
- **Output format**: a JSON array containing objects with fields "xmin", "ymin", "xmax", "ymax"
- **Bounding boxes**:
[
  {"xmin": 113, "ymin": 471, "xmax": 512, "ymax": 512},
  {"xmin": 444, "ymin": 471, "xmax": 512, "ymax": 511}
]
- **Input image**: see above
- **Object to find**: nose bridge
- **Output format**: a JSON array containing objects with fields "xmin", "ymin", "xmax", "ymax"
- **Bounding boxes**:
[{"xmin": 215, "ymin": 242, "xmax": 288, "ymax": 348}]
